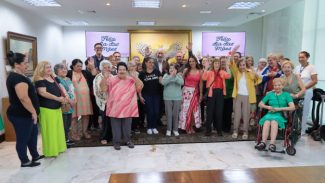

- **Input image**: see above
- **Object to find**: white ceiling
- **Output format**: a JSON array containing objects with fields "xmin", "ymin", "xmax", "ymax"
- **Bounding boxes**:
[{"xmin": 6, "ymin": 0, "xmax": 302, "ymax": 27}]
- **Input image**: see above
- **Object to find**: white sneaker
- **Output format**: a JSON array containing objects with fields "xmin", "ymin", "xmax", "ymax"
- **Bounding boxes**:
[
  {"xmin": 173, "ymin": 131, "xmax": 180, "ymax": 136},
  {"xmin": 147, "ymin": 129, "xmax": 153, "ymax": 135},
  {"xmin": 232, "ymin": 132, "xmax": 238, "ymax": 139},
  {"xmin": 166, "ymin": 130, "xmax": 171, "ymax": 136},
  {"xmin": 152, "ymin": 128, "xmax": 159, "ymax": 134}
]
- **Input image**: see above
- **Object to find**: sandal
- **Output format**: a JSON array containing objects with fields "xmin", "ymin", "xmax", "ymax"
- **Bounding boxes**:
[
  {"xmin": 268, "ymin": 144, "xmax": 276, "ymax": 152},
  {"xmin": 83, "ymin": 133, "xmax": 91, "ymax": 139},
  {"xmin": 255, "ymin": 142, "xmax": 266, "ymax": 151},
  {"xmin": 100, "ymin": 140, "xmax": 108, "ymax": 145}
]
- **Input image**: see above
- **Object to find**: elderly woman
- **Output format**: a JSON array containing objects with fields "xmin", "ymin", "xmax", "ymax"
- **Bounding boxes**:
[
  {"xmin": 101, "ymin": 62, "xmax": 143, "ymax": 150},
  {"xmin": 67, "ymin": 59, "xmax": 95, "ymax": 140},
  {"xmin": 54, "ymin": 63, "xmax": 76, "ymax": 147},
  {"xmin": 6, "ymin": 51, "xmax": 43, "ymax": 167},
  {"xmin": 255, "ymin": 78, "xmax": 295, "ymax": 152},
  {"xmin": 33, "ymin": 61, "xmax": 67, "ymax": 157},
  {"xmin": 294, "ymin": 51, "xmax": 318, "ymax": 134},
  {"xmin": 281, "ymin": 61, "xmax": 306, "ymax": 100},
  {"xmin": 93, "ymin": 60, "xmax": 113, "ymax": 145}
]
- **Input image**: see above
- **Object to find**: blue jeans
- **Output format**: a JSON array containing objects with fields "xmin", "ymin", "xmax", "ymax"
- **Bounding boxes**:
[
  {"xmin": 143, "ymin": 95, "xmax": 160, "ymax": 129},
  {"xmin": 8, "ymin": 115, "xmax": 40, "ymax": 164}
]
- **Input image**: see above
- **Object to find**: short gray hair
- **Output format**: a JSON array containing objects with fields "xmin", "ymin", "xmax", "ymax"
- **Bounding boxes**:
[
  {"xmin": 53, "ymin": 63, "xmax": 66, "ymax": 75},
  {"xmin": 99, "ymin": 60, "xmax": 112, "ymax": 71}
]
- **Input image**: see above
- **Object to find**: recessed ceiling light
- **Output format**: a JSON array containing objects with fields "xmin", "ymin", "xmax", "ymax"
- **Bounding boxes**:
[
  {"xmin": 261, "ymin": 9, "xmax": 266, "ymax": 13},
  {"xmin": 182, "ymin": 4, "xmax": 187, "ymax": 8},
  {"xmin": 228, "ymin": 2, "xmax": 263, "ymax": 10},
  {"xmin": 65, "ymin": 20, "xmax": 89, "ymax": 26},
  {"xmin": 132, "ymin": 0, "xmax": 161, "ymax": 8},
  {"xmin": 106, "ymin": 2, "xmax": 111, "ymax": 6},
  {"xmin": 200, "ymin": 10, "xmax": 212, "ymax": 14},
  {"xmin": 202, "ymin": 22, "xmax": 221, "ymax": 26},
  {"xmin": 137, "ymin": 21, "xmax": 156, "ymax": 25},
  {"xmin": 23, "ymin": 0, "xmax": 61, "ymax": 7}
]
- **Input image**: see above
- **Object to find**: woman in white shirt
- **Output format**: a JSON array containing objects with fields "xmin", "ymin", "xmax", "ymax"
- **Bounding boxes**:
[{"xmin": 294, "ymin": 51, "xmax": 318, "ymax": 134}]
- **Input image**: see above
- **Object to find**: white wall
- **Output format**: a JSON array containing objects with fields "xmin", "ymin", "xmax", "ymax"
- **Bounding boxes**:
[
  {"xmin": 261, "ymin": 0, "xmax": 305, "ymax": 62},
  {"xmin": 302, "ymin": 0, "xmax": 325, "ymax": 89},
  {"xmin": 0, "ymin": 1, "xmax": 64, "ymax": 111},
  {"xmin": 63, "ymin": 18, "xmax": 264, "ymax": 64}
]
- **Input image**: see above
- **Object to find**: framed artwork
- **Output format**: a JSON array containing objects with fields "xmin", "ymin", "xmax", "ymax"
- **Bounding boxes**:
[
  {"xmin": 129, "ymin": 30, "xmax": 192, "ymax": 63},
  {"xmin": 7, "ymin": 32, "xmax": 38, "ymax": 77}
]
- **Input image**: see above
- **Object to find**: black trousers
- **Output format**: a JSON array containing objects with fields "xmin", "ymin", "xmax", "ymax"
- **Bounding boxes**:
[
  {"xmin": 206, "ymin": 88, "xmax": 224, "ymax": 133},
  {"xmin": 222, "ymin": 98, "xmax": 233, "ymax": 133},
  {"xmin": 89, "ymin": 94, "xmax": 99, "ymax": 129},
  {"xmin": 132, "ymin": 101, "xmax": 144, "ymax": 130},
  {"xmin": 100, "ymin": 107, "xmax": 112, "ymax": 141}
]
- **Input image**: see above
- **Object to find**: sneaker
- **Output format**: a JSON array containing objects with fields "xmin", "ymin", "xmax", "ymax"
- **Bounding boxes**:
[
  {"xmin": 147, "ymin": 129, "xmax": 153, "ymax": 135},
  {"xmin": 126, "ymin": 141, "xmax": 135, "ymax": 148},
  {"xmin": 21, "ymin": 161, "xmax": 41, "ymax": 167},
  {"xmin": 242, "ymin": 133, "xmax": 248, "ymax": 140},
  {"xmin": 114, "ymin": 143, "xmax": 121, "ymax": 150},
  {"xmin": 173, "ymin": 131, "xmax": 180, "ymax": 136},
  {"xmin": 66, "ymin": 139, "xmax": 75, "ymax": 146},
  {"xmin": 166, "ymin": 130, "xmax": 171, "ymax": 136},
  {"xmin": 232, "ymin": 132, "xmax": 238, "ymax": 139},
  {"xmin": 134, "ymin": 129, "xmax": 141, "ymax": 134},
  {"xmin": 32, "ymin": 155, "xmax": 45, "ymax": 162},
  {"xmin": 152, "ymin": 128, "xmax": 159, "ymax": 134}
]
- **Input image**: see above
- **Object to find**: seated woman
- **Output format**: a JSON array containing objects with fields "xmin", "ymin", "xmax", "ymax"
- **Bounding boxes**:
[
  {"xmin": 281, "ymin": 60, "xmax": 306, "ymax": 101},
  {"xmin": 255, "ymin": 78, "xmax": 295, "ymax": 152}
]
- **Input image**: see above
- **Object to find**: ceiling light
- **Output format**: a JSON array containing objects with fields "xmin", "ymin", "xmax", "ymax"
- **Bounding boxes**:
[
  {"xmin": 132, "ymin": 0, "xmax": 161, "ymax": 8},
  {"xmin": 228, "ymin": 2, "xmax": 263, "ymax": 10},
  {"xmin": 261, "ymin": 9, "xmax": 266, "ymax": 13},
  {"xmin": 202, "ymin": 22, "xmax": 221, "ymax": 26},
  {"xmin": 106, "ymin": 3, "xmax": 111, "ymax": 6},
  {"xmin": 65, "ymin": 21, "xmax": 89, "ymax": 26},
  {"xmin": 23, "ymin": 0, "xmax": 61, "ymax": 7},
  {"xmin": 200, "ymin": 10, "xmax": 212, "ymax": 14},
  {"xmin": 182, "ymin": 4, "xmax": 187, "ymax": 8},
  {"xmin": 137, "ymin": 21, "xmax": 156, "ymax": 25}
]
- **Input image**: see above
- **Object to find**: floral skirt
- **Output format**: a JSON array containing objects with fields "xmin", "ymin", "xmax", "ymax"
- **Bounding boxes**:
[{"xmin": 179, "ymin": 86, "xmax": 202, "ymax": 132}]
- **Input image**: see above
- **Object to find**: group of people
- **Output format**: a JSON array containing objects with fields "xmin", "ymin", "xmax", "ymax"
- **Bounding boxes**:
[{"xmin": 6, "ymin": 41, "xmax": 318, "ymax": 167}]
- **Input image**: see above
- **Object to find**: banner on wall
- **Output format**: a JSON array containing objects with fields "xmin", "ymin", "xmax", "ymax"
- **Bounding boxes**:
[
  {"xmin": 85, "ymin": 32, "xmax": 130, "ymax": 57},
  {"xmin": 202, "ymin": 32, "xmax": 246, "ymax": 56}
]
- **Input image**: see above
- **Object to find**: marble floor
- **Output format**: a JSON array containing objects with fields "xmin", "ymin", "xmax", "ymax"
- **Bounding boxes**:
[{"xmin": 0, "ymin": 136, "xmax": 325, "ymax": 183}]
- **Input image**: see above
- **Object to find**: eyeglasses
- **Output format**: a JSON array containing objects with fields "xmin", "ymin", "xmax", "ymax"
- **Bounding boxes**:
[{"xmin": 95, "ymin": 47, "xmax": 103, "ymax": 50}]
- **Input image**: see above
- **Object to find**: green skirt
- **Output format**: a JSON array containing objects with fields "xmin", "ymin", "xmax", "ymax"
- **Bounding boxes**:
[
  {"xmin": 0, "ymin": 115, "xmax": 4, "ymax": 135},
  {"xmin": 39, "ymin": 107, "xmax": 67, "ymax": 157},
  {"xmin": 259, "ymin": 111, "xmax": 287, "ymax": 129}
]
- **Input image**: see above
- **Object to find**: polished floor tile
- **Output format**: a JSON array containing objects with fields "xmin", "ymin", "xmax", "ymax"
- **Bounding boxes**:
[{"xmin": 1, "ymin": 136, "xmax": 325, "ymax": 183}]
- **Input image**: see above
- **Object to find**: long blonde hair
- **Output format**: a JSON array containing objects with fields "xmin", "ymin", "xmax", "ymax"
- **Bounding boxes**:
[{"xmin": 32, "ymin": 61, "xmax": 51, "ymax": 82}]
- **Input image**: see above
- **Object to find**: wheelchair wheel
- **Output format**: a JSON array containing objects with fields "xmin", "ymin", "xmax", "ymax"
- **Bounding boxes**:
[{"xmin": 286, "ymin": 146, "xmax": 296, "ymax": 156}]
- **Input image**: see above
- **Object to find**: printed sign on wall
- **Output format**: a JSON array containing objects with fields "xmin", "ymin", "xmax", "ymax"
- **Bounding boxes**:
[
  {"xmin": 85, "ymin": 32, "xmax": 130, "ymax": 57},
  {"xmin": 202, "ymin": 32, "xmax": 246, "ymax": 56}
]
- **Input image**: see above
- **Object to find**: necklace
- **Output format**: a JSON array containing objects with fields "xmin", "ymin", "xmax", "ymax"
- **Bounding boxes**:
[{"xmin": 299, "ymin": 62, "xmax": 309, "ymax": 74}]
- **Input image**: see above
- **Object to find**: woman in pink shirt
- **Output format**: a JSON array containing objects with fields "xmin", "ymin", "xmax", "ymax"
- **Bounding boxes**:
[{"xmin": 101, "ymin": 62, "xmax": 143, "ymax": 150}]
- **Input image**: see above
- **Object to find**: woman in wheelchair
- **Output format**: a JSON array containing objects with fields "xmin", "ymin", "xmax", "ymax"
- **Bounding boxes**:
[{"xmin": 255, "ymin": 78, "xmax": 295, "ymax": 152}]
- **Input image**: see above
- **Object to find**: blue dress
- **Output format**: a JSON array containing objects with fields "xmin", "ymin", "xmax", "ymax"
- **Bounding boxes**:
[{"xmin": 259, "ymin": 91, "xmax": 293, "ymax": 129}]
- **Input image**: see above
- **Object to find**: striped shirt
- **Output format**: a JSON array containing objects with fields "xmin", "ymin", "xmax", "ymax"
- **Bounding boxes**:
[{"xmin": 106, "ymin": 76, "xmax": 139, "ymax": 118}]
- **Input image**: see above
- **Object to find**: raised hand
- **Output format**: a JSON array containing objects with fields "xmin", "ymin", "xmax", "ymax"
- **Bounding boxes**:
[
  {"xmin": 145, "ymin": 46, "xmax": 152, "ymax": 57},
  {"xmin": 186, "ymin": 42, "xmax": 192, "ymax": 51}
]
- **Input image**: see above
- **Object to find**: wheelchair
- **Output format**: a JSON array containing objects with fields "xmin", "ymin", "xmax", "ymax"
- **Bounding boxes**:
[{"xmin": 254, "ymin": 98, "xmax": 304, "ymax": 156}]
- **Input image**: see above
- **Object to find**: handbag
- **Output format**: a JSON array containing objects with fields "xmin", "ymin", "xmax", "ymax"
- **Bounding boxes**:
[
  {"xmin": 203, "ymin": 72, "xmax": 216, "ymax": 101},
  {"xmin": 52, "ymin": 76, "xmax": 72, "ymax": 113}
]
